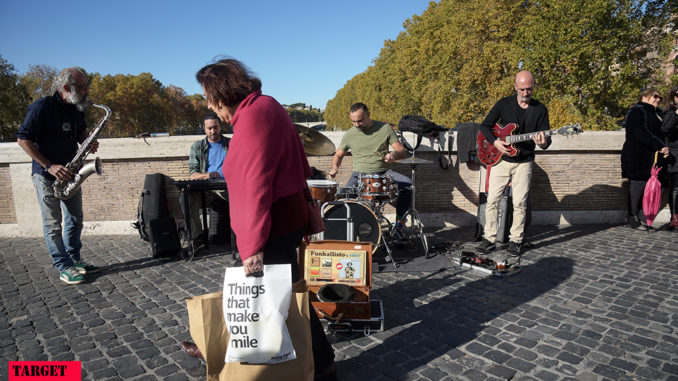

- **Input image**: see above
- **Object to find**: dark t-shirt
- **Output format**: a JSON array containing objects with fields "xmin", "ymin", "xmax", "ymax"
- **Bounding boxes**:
[
  {"xmin": 479, "ymin": 95, "xmax": 551, "ymax": 163},
  {"xmin": 16, "ymin": 92, "xmax": 87, "ymax": 179}
]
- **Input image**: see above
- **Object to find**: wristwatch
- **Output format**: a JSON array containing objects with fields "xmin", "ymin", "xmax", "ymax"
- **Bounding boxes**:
[{"xmin": 45, "ymin": 163, "xmax": 52, "ymax": 171}]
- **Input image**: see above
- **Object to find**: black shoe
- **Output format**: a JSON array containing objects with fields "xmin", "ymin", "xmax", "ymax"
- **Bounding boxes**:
[
  {"xmin": 209, "ymin": 235, "xmax": 229, "ymax": 245},
  {"xmin": 626, "ymin": 218, "xmax": 647, "ymax": 231},
  {"xmin": 477, "ymin": 239, "xmax": 496, "ymax": 253},
  {"xmin": 507, "ymin": 241, "xmax": 522, "ymax": 256}
]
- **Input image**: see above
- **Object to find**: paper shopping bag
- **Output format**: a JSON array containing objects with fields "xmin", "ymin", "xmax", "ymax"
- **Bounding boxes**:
[
  {"xmin": 187, "ymin": 277, "xmax": 314, "ymax": 381},
  {"xmin": 186, "ymin": 291, "xmax": 227, "ymax": 381}
]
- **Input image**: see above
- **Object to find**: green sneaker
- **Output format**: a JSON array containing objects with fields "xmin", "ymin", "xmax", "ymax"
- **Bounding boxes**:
[
  {"xmin": 60, "ymin": 267, "xmax": 85, "ymax": 285},
  {"xmin": 73, "ymin": 259, "xmax": 100, "ymax": 274}
]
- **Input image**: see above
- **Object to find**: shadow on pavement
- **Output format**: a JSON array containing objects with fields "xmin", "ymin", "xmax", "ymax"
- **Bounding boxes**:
[{"xmin": 335, "ymin": 256, "xmax": 574, "ymax": 379}]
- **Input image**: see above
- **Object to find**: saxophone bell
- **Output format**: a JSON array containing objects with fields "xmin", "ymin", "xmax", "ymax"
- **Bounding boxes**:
[{"xmin": 55, "ymin": 157, "xmax": 103, "ymax": 200}]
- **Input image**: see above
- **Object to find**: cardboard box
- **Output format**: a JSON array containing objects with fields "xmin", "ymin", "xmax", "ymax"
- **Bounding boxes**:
[{"xmin": 300, "ymin": 240, "xmax": 372, "ymax": 319}]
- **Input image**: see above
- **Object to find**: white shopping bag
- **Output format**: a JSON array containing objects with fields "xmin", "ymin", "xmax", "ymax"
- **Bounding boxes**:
[{"xmin": 223, "ymin": 263, "xmax": 295, "ymax": 364}]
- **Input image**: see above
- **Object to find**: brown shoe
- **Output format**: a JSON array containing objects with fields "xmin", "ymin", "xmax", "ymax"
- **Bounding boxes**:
[
  {"xmin": 180, "ymin": 341, "xmax": 203, "ymax": 359},
  {"xmin": 315, "ymin": 361, "xmax": 338, "ymax": 381},
  {"xmin": 670, "ymin": 214, "xmax": 678, "ymax": 230}
]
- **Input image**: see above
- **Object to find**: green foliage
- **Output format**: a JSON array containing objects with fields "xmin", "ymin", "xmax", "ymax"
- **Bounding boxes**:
[
  {"xmin": 20, "ymin": 64, "xmax": 58, "ymax": 102},
  {"xmin": 84, "ymin": 72, "xmax": 208, "ymax": 138},
  {"xmin": 0, "ymin": 55, "xmax": 30, "ymax": 142},
  {"xmin": 324, "ymin": 0, "xmax": 674, "ymax": 131},
  {"xmin": 285, "ymin": 105, "xmax": 323, "ymax": 123}
]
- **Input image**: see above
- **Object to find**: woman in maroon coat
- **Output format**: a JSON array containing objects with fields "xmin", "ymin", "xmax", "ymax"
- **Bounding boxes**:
[{"xmin": 181, "ymin": 58, "xmax": 337, "ymax": 380}]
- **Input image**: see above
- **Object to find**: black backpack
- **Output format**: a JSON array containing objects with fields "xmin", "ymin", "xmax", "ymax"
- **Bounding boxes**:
[{"xmin": 397, "ymin": 115, "xmax": 451, "ymax": 169}]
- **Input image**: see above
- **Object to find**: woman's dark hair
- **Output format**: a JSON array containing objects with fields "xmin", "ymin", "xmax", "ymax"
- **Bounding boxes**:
[
  {"xmin": 666, "ymin": 86, "xmax": 678, "ymax": 109},
  {"xmin": 638, "ymin": 85, "xmax": 658, "ymax": 103},
  {"xmin": 196, "ymin": 58, "xmax": 262, "ymax": 109}
]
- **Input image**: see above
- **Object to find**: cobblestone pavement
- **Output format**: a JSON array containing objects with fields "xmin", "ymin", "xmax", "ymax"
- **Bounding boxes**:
[{"xmin": 1, "ymin": 224, "xmax": 677, "ymax": 380}]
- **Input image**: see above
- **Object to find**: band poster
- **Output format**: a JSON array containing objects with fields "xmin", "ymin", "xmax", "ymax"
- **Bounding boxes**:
[{"xmin": 304, "ymin": 249, "xmax": 366, "ymax": 286}]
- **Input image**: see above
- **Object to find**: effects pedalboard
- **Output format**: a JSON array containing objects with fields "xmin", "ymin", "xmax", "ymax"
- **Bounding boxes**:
[{"xmin": 454, "ymin": 251, "xmax": 521, "ymax": 277}]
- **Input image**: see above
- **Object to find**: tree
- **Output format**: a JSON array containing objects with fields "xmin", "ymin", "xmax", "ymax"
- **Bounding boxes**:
[
  {"xmin": 87, "ymin": 72, "xmax": 172, "ymax": 138},
  {"xmin": 325, "ymin": 0, "xmax": 673, "ymax": 131},
  {"xmin": 20, "ymin": 64, "xmax": 58, "ymax": 102},
  {"xmin": 0, "ymin": 55, "xmax": 30, "ymax": 142},
  {"xmin": 165, "ymin": 85, "xmax": 208, "ymax": 135},
  {"xmin": 516, "ymin": 0, "xmax": 673, "ymax": 130}
]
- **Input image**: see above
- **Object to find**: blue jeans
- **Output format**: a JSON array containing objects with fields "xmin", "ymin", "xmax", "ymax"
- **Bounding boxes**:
[
  {"xmin": 346, "ymin": 170, "xmax": 412, "ymax": 218},
  {"xmin": 32, "ymin": 174, "xmax": 83, "ymax": 271}
]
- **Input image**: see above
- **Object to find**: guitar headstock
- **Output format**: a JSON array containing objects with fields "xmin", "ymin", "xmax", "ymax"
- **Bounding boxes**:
[{"xmin": 557, "ymin": 123, "xmax": 583, "ymax": 136}]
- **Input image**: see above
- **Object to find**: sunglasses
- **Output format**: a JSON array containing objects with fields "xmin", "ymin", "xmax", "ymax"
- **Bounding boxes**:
[{"xmin": 652, "ymin": 94, "xmax": 662, "ymax": 101}]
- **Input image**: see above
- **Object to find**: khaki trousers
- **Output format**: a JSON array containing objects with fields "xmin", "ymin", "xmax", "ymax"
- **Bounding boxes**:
[{"xmin": 484, "ymin": 160, "xmax": 532, "ymax": 244}]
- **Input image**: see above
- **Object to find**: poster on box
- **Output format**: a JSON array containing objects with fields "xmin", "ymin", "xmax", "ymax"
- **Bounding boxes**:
[{"xmin": 304, "ymin": 249, "xmax": 366, "ymax": 286}]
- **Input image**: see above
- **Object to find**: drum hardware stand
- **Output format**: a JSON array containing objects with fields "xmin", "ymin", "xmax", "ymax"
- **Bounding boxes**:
[
  {"xmin": 320, "ymin": 201, "xmax": 398, "ymax": 269},
  {"xmin": 392, "ymin": 155, "xmax": 430, "ymax": 258},
  {"xmin": 361, "ymin": 198, "xmax": 398, "ymax": 268}
]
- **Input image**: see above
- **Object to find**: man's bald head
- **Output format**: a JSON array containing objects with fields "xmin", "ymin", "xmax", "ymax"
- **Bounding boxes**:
[{"xmin": 514, "ymin": 71, "xmax": 535, "ymax": 104}]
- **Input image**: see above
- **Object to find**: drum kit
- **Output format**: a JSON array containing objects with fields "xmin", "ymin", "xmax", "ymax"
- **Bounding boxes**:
[{"xmin": 297, "ymin": 124, "xmax": 432, "ymax": 267}]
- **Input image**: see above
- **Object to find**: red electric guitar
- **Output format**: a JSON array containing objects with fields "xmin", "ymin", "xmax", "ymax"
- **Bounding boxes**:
[{"xmin": 476, "ymin": 123, "xmax": 582, "ymax": 166}]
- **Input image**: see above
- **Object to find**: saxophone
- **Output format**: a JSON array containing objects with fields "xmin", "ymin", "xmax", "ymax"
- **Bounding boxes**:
[{"xmin": 53, "ymin": 100, "xmax": 111, "ymax": 200}]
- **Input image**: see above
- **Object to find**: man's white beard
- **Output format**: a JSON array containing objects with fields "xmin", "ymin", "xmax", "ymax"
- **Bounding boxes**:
[
  {"xmin": 519, "ymin": 95, "xmax": 531, "ymax": 103},
  {"xmin": 65, "ymin": 88, "xmax": 87, "ymax": 112}
]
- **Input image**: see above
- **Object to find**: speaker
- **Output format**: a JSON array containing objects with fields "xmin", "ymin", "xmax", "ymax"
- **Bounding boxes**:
[
  {"xmin": 495, "ymin": 187, "xmax": 513, "ymax": 244},
  {"xmin": 149, "ymin": 217, "xmax": 181, "ymax": 257}
]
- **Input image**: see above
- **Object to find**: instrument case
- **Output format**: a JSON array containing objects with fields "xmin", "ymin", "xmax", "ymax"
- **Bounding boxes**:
[
  {"xmin": 324, "ymin": 299, "xmax": 384, "ymax": 335},
  {"xmin": 300, "ymin": 240, "xmax": 372, "ymax": 320}
]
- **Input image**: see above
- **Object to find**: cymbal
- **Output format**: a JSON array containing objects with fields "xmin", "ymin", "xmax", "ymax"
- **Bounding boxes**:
[
  {"xmin": 396, "ymin": 156, "xmax": 433, "ymax": 164},
  {"xmin": 295, "ymin": 124, "xmax": 336, "ymax": 156}
]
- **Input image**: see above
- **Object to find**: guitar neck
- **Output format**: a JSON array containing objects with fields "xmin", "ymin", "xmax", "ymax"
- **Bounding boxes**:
[{"xmin": 505, "ymin": 129, "xmax": 558, "ymax": 144}]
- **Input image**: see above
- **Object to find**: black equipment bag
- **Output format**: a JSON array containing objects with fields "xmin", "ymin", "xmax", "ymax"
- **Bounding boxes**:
[
  {"xmin": 132, "ymin": 173, "xmax": 173, "ymax": 243},
  {"xmin": 149, "ymin": 217, "xmax": 181, "ymax": 257},
  {"xmin": 397, "ymin": 115, "xmax": 451, "ymax": 169},
  {"xmin": 132, "ymin": 173, "xmax": 181, "ymax": 257}
]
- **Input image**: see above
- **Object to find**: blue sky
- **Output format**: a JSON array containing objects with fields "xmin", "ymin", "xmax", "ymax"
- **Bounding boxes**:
[{"xmin": 0, "ymin": 0, "xmax": 433, "ymax": 110}]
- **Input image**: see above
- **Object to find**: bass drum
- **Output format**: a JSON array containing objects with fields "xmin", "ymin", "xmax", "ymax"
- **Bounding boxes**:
[{"xmin": 322, "ymin": 201, "xmax": 381, "ymax": 248}]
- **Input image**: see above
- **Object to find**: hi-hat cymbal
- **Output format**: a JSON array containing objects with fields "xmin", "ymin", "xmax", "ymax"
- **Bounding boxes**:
[
  {"xmin": 396, "ymin": 156, "xmax": 433, "ymax": 164},
  {"xmin": 294, "ymin": 124, "xmax": 336, "ymax": 156}
]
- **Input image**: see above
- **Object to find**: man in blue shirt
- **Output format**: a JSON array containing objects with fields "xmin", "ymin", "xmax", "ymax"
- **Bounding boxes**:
[
  {"xmin": 16, "ymin": 67, "xmax": 100, "ymax": 285},
  {"xmin": 181, "ymin": 112, "xmax": 230, "ymax": 246}
]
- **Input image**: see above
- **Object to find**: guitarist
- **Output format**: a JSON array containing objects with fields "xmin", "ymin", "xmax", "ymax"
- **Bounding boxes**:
[{"xmin": 477, "ymin": 71, "xmax": 551, "ymax": 256}]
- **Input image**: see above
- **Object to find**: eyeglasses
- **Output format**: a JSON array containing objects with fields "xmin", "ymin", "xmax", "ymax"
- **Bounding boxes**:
[{"xmin": 652, "ymin": 94, "xmax": 662, "ymax": 101}]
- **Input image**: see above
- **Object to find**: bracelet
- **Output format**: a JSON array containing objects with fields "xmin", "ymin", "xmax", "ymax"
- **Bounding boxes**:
[{"xmin": 44, "ymin": 163, "xmax": 52, "ymax": 171}]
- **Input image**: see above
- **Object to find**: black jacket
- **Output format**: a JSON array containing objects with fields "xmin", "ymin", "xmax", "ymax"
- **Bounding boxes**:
[
  {"xmin": 621, "ymin": 102, "xmax": 665, "ymax": 180},
  {"xmin": 661, "ymin": 106, "xmax": 678, "ymax": 173}
]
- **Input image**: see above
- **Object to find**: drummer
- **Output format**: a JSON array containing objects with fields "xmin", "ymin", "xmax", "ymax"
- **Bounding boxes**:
[{"xmin": 329, "ymin": 102, "xmax": 412, "ymax": 239}]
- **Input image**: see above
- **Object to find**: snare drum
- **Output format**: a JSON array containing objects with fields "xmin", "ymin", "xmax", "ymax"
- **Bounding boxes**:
[
  {"xmin": 358, "ymin": 174, "xmax": 398, "ymax": 202},
  {"xmin": 307, "ymin": 180, "xmax": 337, "ymax": 203},
  {"xmin": 335, "ymin": 186, "xmax": 359, "ymax": 200}
]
